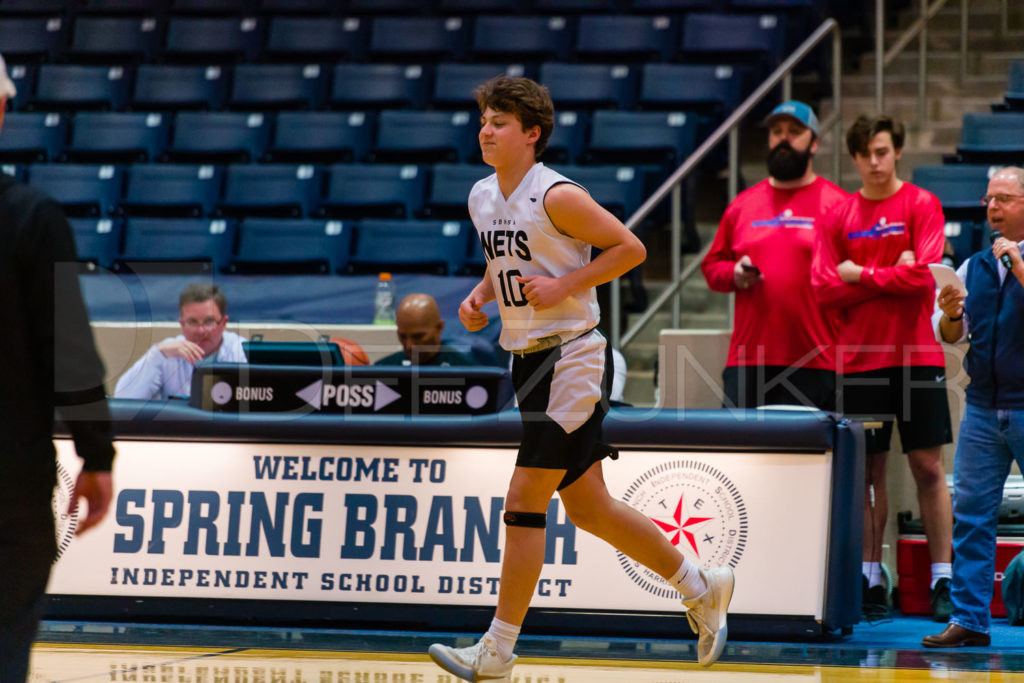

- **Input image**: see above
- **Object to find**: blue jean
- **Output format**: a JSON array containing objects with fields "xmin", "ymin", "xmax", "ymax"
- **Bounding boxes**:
[{"xmin": 950, "ymin": 402, "xmax": 1024, "ymax": 633}]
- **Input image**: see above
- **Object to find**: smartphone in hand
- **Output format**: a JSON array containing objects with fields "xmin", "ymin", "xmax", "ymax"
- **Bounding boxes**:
[{"xmin": 741, "ymin": 263, "xmax": 761, "ymax": 276}]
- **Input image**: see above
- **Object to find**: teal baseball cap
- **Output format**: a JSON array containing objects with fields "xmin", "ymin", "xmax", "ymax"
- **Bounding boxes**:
[{"xmin": 765, "ymin": 100, "xmax": 819, "ymax": 136}]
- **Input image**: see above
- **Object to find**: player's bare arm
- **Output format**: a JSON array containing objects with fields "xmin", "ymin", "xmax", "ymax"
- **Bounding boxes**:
[
  {"xmin": 459, "ymin": 273, "xmax": 496, "ymax": 331},
  {"xmin": 517, "ymin": 183, "xmax": 646, "ymax": 310}
]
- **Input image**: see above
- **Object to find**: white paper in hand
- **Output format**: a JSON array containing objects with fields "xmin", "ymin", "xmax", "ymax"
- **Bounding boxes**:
[{"xmin": 929, "ymin": 263, "xmax": 967, "ymax": 296}]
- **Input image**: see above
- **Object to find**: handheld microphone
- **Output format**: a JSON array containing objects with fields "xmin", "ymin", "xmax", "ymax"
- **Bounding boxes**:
[{"xmin": 990, "ymin": 230, "xmax": 1014, "ymax": 270}]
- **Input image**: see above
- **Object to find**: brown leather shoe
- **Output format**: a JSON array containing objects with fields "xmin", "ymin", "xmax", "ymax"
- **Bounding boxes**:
[{"xmin": 921, "ymin": 623, "xmax": 990, "ymax": 648}]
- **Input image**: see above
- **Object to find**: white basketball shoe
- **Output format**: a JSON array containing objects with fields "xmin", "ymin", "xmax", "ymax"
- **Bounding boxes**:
[
  {"xmin": 428, "ymin": 632, "xmax": 516, "ymax": 681},
  {"xmin": 682, "ymin": 566, "xmax": 735, "ymax": 667}
]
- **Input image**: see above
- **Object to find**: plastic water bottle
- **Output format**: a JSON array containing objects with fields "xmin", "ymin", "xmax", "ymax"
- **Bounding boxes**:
[{"xmin": 373, "ymin": 272, "xmax": 396, "ymax": 325}]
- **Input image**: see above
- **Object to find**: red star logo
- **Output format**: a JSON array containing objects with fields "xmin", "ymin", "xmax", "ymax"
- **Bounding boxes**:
[{"xmin": 650, "ymin": 494, "xmax": 712, "ymax": 556}]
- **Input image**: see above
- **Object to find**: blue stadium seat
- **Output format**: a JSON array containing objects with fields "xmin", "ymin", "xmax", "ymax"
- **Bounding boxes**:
[
  {"xmin": 912, "ymin": 164, "xmax": 992, "ymax": 213},
  {"xmin": 217, "ymin": 164, "xmax": 322, "ymax": 218},
  {"xmin": 1007, "ymin": 60, "xmax": 1024, "ymax": 109},
  {"xmin": 535, "ymin": 0, "xmax": 625, "ymax": 10},
  {"xmin": 265, "ymin": 16, "xmax": 366, "ymax": 62},
  {"xmin": 230, "ymin": 218, "xmax": 352, "ymax": 274},
  {"xmin": 121, "ymin": 163, "xmax": 224, "ymax": 218},
  {"xmin": 432, "ymin": 63, "xmax": 531, "ymax": 109},
  {"xmin": 632, "ymin": 0, "xmax": 718, "ymax": 9},
  {"xmin": 957, "ymin": 113, "xmax": 1024, "ymax": 164},
  {"xmin": 575, "ymin": 14, "xmax": 677, "ymax": 62},
  {"xmin": 542, "ymin": 110, "xmax": 589, "ymax": 164},
  {"xmin": 0, "ymin": 16, "xmax": 66, "ymax": 63},
  {"xmin": 540, "ymin": 63, "xmax": 638, "ymax": 110},
  {"xmin": 1, "ymin": 163, "xmax": 25, "ymax": 181},
  {"xmin": 368, "ymin": 16, "xmax": 468, "ymax": 62},
  {"xmin": 131, "ymin": 64, "xmax": 227, "ymax": 111},
  {"xmin": 27, "ymin": 163, "xmax": 124, "ymax": 218},
  {"xmin": 68, "ymin": 217, "xmax": 123, "ymax": 271},
  {"xmin": 728, "ymin": 0, "xmax": 819, "ymax": 54},
  {"xmin": 169, "ymin": 0, "xmax": 247, "ymax": 12},
  {"xmin": 549, "ymin": 164, "xmax": 645, "ymax": 220},
  {"xmin": 370, "ymin": 110, "xmax": 478, "ymax": 164},
  {"xmin": 440, "ymin": 0, "xmax": 521, "ymax": 11},
  {"xmin": 318, "ymin": 163, "xmax": 427, "ymax": 219},
  {"xmin": 228, "ymin": 63, "xmax": 328, "ymax": 111},
  {"xmin": 328, "ymin": 63, "xmax": 430, "ymax": 110},
  {"xmin": 166, "ymin": 111, "xmax": 271, "ymax": 163},
  {"xmin": 0, "ymin": 0, "xmax": 68, "ymax": 15},
  {"xmin": 422, "ymin": 162, "xmax": 491, "ymax": 220},
  {"xmin": 463, "ymin": 232, "xmax": 488, "ymax": 275},
  {"xmin": 350, "ymin": 218, "xmax": 468, "ymax": 275},
  {"xmin": 265, "ymin": 111, "xmax": 375, "ymax": 164},
  {"xmin": 6, "ymin": 64, "xmax": 36, "ymax": 112},
  {"xmin": 78, "ymin": 0, "xmax": 165, "ymax": 13},
  {"xmin": 68, "ymin": 16, "xmax": 161, "ymax": 63},
  {"xmin": 31, "ymin": 65, "xmax": 131, "ymax": 111},
  {"xmin": 64, "ymin": 111, "xmax": 170, "ymax": 163},
  {"xmin": 259, "ymin": 0, "xmax": 341, "ymax": 13},
  {"xmin": 117, "ymin": 217, "xmax": 236, "ymax": 274},
  {"xmin": 164, "ymin": 16, "xmax": 263, "ymax": 63},
  {"xmin": 349, "ymin": 0, "xmax": 433, "ymax": 12},
  {"xmin": 680, "ymin": 12, "xmax": 786, "ymax": 68},
  {"xmin": 471, "ymin": 16, "xmax": 573, "ymax": 63},
  {"xmin": 729, "ymin": 0, "xmax": 815, "ymax": 8},
  {"xmin": 584, "ymin": 110, "xmax": 698, "ymax": 166},
  {"xmin": 942, "ymin": 219, "xmax": 983, "ymax": 267},
  {"xmin": 640, "ymin": 63, "xmax": 744, "ymax": 117},
  {"xmin": 0, "ymin": 112, "xmax": 67, "ymax": 162}
]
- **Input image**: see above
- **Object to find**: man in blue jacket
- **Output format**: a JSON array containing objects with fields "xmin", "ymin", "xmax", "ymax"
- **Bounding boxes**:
[{"xmin": 925, "ymin": 167, "xmax": 1024, "ymax": 647}]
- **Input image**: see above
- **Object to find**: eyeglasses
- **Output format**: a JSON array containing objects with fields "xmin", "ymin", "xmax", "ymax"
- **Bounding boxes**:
[
  {"xmin": 981, "ymin": 193, "xmax": 1024, "ymax": 206},
  {"xmin": 182, "ymin": 317, "xmax": 223, "ymax": 330}
]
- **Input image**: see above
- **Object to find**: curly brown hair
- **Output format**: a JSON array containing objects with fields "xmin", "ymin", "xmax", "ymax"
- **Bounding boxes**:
[{"xmin": 473, "ymin": 75, "xmax": 554, "ymax": 159}]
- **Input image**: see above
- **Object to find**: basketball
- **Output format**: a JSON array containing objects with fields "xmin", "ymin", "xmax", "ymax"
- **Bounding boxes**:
[{"xmin": 330, "ymin": 337, "xmax": 369, "ymax": 366}]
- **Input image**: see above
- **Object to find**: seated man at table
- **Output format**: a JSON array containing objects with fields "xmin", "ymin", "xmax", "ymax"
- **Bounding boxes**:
[
  {"xmin": 375, "ymin": 293, "xmax": 474, "ymax": 367},
  {"xmin": 114, "ymin": 283, "xmax": 246, "ymax": 400}
]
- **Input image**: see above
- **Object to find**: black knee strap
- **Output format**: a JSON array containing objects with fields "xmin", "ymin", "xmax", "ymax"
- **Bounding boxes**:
[{"xmin": 503, "ymin": 510, "xmax": 547, "ymax": 528}]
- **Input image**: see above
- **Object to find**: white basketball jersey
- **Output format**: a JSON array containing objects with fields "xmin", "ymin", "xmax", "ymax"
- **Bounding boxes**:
[{"xmin": 468, "ymin": 163, "xmax": 600, "ymax": 351}]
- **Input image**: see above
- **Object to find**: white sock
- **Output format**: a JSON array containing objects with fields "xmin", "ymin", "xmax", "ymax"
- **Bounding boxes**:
[
  {"xmin": 668, "ymin": 558, "xmax": 707, "ymax": 600},
  {"xmin": 863, "ymin": 561, "xmax": 882, "ymax": 588},
  {"xmin": 486, "ymin": 617, "xmax": 520, "ymax": 662},
  {"xmin": 931, "ymin": 562, "xmax": 952, "ymax": 589}
]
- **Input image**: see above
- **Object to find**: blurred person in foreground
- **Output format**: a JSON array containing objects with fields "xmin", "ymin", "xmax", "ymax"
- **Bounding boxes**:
[{"xmin": 0, "ymin": 54, "xmax": 116, "ymax": 681}]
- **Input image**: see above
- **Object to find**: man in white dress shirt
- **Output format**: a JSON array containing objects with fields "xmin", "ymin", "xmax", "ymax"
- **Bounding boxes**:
[{"xmin": 114, "ymin": 283, "xmax": 246, "ymax": 400}]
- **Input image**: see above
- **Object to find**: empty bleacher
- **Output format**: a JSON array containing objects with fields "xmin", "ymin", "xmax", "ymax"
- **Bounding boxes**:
[{"xmin": 0, "ymin": 0, "xmax": 826, "ymax": 346}]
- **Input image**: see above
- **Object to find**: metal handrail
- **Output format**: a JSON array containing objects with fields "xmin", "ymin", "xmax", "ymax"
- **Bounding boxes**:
[
  {"xmin": 612, "ymin": 18, "xmax": 842, "ymax": 350},
  {"xmin": 874, "ymin": 0, "xmax": 964, "ymax": 124}
]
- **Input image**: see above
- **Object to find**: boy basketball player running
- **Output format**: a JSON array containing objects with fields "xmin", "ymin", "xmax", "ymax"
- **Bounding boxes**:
[{"xmin": 427, "ymin": 76, "xmax": 735, "ymax": 680}]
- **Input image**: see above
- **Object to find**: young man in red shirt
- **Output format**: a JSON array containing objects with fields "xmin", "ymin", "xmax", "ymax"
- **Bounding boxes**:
[
  {"xmin": 702, "ymin": 100, "xmax": 847, "ymax": 410},
  {"xmin": 812, "ymin": 115, "xmax": 953, "ymax": 623}
]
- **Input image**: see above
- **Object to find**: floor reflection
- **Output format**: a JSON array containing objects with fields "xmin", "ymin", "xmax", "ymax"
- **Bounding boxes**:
[{"xmin": 29, "ymin": 644, "xmax": 1024, "ymax": 683}]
